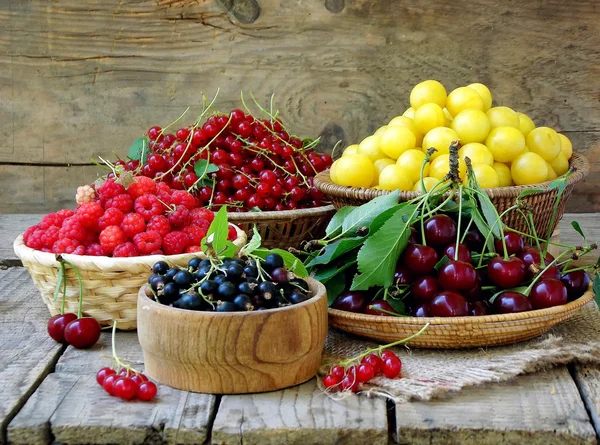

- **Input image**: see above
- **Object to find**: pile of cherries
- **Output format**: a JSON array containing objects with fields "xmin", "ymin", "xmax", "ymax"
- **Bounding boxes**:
[
  {"xmin": 332, "ymin": 213, "xmax": 591, "ymax": 317},
  {"xmin": 147, "ymin": 253, "xmax": 313, "ymax": 312},
  {"xmin": 115, "ymin": 109, "xmax": 333, "ymax": 211},
  {"xmin": 96, "ymin": 367, "xmax": 157, "ymax": 401}
]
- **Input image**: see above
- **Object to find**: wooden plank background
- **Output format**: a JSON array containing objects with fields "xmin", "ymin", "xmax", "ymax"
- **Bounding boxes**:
[{"xmin": 0, "ymin": 0, "xmax": 598, "ymax": 213}]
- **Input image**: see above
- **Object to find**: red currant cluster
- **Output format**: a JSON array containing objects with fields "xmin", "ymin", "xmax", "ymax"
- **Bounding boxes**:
[
  {"xmin": 96, "ymin": 367, "xmax": 157, "ymax": 401},
  {"xmin": 323, "ymin": 350, "xmax": 402, "ymax": 393},
  {"xmin": 24, "ymin": 176, "xmax": 238, "ymax": 256},
  {"xmin": 115, "ymin": 109, "xmax": 333, "ymax": 211}
]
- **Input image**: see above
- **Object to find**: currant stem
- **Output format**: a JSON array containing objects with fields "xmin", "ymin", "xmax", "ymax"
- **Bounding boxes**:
[{"xmin": 111, "ymin": 321, "xmax": 142, "ymax": 375}]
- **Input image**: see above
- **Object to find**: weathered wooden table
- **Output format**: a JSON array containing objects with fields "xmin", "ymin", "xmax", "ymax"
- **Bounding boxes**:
[{"xmin": 1, "ymin": 213, "xmax": 600, "ymax": 445}]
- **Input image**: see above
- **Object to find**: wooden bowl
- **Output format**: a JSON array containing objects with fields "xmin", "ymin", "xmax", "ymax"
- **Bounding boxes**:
[
  {"xmin": 328, "ymin": 287, "xmax": 594, "ymax": 349},
  {"xmin": 314, "ymin": 153, "xmax": 590, "ymax": 238},
  {"xmin": 137, "ymin": 278, "xmax": 328, "ymax": 394}
]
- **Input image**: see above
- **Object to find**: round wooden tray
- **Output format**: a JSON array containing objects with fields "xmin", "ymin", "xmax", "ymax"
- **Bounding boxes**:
[
  {"xmin": 137, "ymin": 277, "xmax": 328, "ymax": 394},
  {"xmin": 328, "ymin": 288, "xmax": 594, "ymax": 349}
]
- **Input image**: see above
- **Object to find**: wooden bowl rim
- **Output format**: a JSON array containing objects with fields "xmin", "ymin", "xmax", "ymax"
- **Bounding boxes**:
[
  {"xmin": 328, "ymin": 286, "xmax": 594, "ymax": 326},
  {"xmin": 12, "ymin": 225, "xmax": 246, "ymax": 270},
  {"xmin": 315, "ymin": 152, "xmax": 590, "ymax": 199},
  {"xmin": 226, "ymin": 204, "xmax": 335, "ymax": 221},
  {"xmin": 138, "ymin": 276, "xmax": 327, "ymax": 318}
]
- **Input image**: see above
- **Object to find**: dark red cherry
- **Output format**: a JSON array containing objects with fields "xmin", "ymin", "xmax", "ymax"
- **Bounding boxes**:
[
  {"xmin": 423, "ymin": 215, "xmax": 457, "ymax": 246},
  {"xmin": 537, "ymin": 264, "xmax": 561, "ymax": 280},
  {"xmin": 470, "ymin": 300, "xmax": 490, "ymax": 316},
  {"xmin": 411, "ymin": 303, "xmax": 430, "ymax": 317},
  {"xmin": 492, "ymin": 291, "xmax": 533, "ymax": 314},
  {"xmin": 487, "ymin": 256, "xmax": 527, "ymax": 289},
  {"xmin": 403, "ymin": 244, "xmax": 439, "ymax": 275},
  {"xmin": 394, "ymin": 265, "xmax": 413, "ymax": 285},
  {"xmin": 331, "ymin": 291, "xmax": 370, "ymax": 313},
  {"xmin": 47, "ymin": 313, "xmax": 78, "ymax": 343},
  {"xmin": 464, "ymin": 227, "xmax": 485, "ymax": 251},
  {"xmin": 438, "ymin": 261, "xmax": 477, "ymax": 291},
  {"xmin": 494, "ymin": 232, "xmax": 524, "ymax": 256},
  {"xmin": 365, "ymin": 300, "xmax": 398, "ymax": 316},
  {"xmin": 443, "ymin": 243, "xmax": 471, "ymax": 263},
  {"xmin": 464, "ymin": 277, "xmax": 482, "ymax": 302},
  {"xmin": 411, "ymin": 276, "xmax": 439, "ymax": 302},
  {"xmin": 429, "ymin": 291, "xmax": 469, "ymax": 317},
  {"xmin": 63, "ymin": 317, "xmax": 101, "ymax": 349},
  {"xmin": 519, "ymin": 247, "xmax": 555, "ymax": 279},
  {"xmin": 529, "ymin": 278, "xmax": 568, "ymax": 309},
  {"xmin": 560, "ymin": 270, "xmax": 591, "ymax": 300}
]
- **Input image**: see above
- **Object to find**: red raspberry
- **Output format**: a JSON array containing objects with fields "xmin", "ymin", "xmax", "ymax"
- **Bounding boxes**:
[
  {"xmin": 98, "ymin": 208, "xmax": 124, "ymax": 231},
  {"xmin": 133, "ymin": 231, "xmax": 163, "ymax": 255},
  {"xmin": 56, "ymin": 209, "xmax": 75, "ymax": 221},
  {"xmin": 151, "ymin": 249, "xmax": 163, "ymax": 255},
  {"xmin": 42, "ymin": 226, "xmax": 61, "ymax": 249},
  {"xmin": 76, "ymin": 202, "xmax": 104, "ymax": 229},
  {"xmin": 228, "ymin": 225, "xmax": 237, "ymax": 241},
  {"xmin": 171, "ymin": 190, "xmax": 196, "ymax": 210},
  {"xmin": 59, "ymin": 217, "xmax": 88, "ymax": 242},
  {"xmin": 53, "ymin": 238, "xmax": 83, "ymax": 254},
  {"xmin": 121, "ymin": 213, "xmax": 146, "ymax": 238},
  {"xmin": 97, "ymin": 179, "xmax": 125, "ymax": 203},
  {"xmin": 113, "ymin": 242, "xmax": 139, "ymax": 257},
  {"xmin": 82, "ymin": 230, "xmax": 97, "ymax": 247},
  {"xmin": 157, "ymin": 190, "xmax": 173, "ymax": 207},
  {"xmin": 23, "ymin": 225, "xmax": 38, "ymax": 244},
  {"xmin": 156, "ymin": 182, "xmax": 172, "ymax": 196},
  {"xmin": 185, "ymin": 245, "xmax": 201, "ymax": 253},
  {"xmin": 27, "ymin": 229, "xmax": 46, "ymax": 250},
  {"xmin": 168, "ymin": 205, "xmax": 190, "ymax": 228},
  {"xmin": 190, "ymin": 208, "xmax": 215, "ymax": 224},
  {"xmin": 147, "ymin": 215, "xmax": 171, "ymax": 238},
  {"xmin": 85, "ymin": 243, "xmax": 104, "ymax": 256},
  {"xmin": 162, "ymin": 231, "xmax": 190, "ymax": 255},
  {"xmin": 99, "ymin": 225, "xmax": 127, "ymax": 255},
  {"xmin": 128, "ymin": 176, "xmax": 157, "ymax": 200},
  {"xmin": 105, "ymin": 194, "xmax": 133, "ymax": 214},
  {"xmin": 39, "ymin": 213, "xmax": 64, "ymax": 230},
  {"xmin": 183, "ymin": 224, "xmax": 208, "ymax": 245},
  {"xmin": 134, "ymin": 194, "xmax": 164, "ymax": 221}
]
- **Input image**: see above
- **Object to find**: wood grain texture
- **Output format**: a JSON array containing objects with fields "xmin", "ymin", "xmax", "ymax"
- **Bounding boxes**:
[
  {"xmin": 212, "ymin": 379, "xmax": 388, "ymax": 445},
  {"xmin": 7, "ymin": 332, "xmax": 218, "ymax": 445},
  {"xmin": 0, "ymin": 214, "xmax": 42, "ymax": 266},
  {"xmin": 0, "ymin": 267, "xmax": 64, "ymax": 445},
  {"xmin": 573, "ymin": 365, "xmax": 600, "ymax": 440},
  {"xmin": 0, "ymin": 0, "xmax": 599, "ymax": 212},
  {"xmin": 137, "ymin": 279, "xmax": 328, "ymax": 394},
  {"xmin": 394, "ymin": 367, "xmax": 596, "ymax": 445}
]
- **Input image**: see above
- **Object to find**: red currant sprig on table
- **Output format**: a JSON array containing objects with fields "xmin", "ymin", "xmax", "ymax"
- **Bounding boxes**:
[
  {"xmin": 95, "ymin": 321, "xmax": 158, "ymax": 401},
  {"xmin": 321, "ymin": 324, "xmax": 429, "ymax": 394}
]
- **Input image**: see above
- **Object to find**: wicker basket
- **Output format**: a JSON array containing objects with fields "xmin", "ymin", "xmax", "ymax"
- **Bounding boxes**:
[
  {"xmin": 328, "ymin": 288, "xmax": 594, "ymax": 349},
  {"xmin": 227, "ymin": 205, "xmax": 336, "ymax": 249},
  {"xmin": 314, "ymin": 153, "xmax": 590, "ymax": 237},
  {"xmin": 13, "ymin": 227, "xmax": 247, "ymax": 330}
]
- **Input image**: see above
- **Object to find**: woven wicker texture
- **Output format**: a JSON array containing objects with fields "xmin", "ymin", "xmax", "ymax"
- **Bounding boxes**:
[
  {"xmin": 13, "ymin": 227, "xmax": 247, "ymax": 330},
  {"xmin": 314, "ymin": 153, "xmax": 590, "ymax": 237},
  {"xmin": 328, "ymin": 288, "xmax": 593, "ymax": 348},
  {"xmin": 227, "ymin": 205, "xmax": 336, "ymax": 249}
]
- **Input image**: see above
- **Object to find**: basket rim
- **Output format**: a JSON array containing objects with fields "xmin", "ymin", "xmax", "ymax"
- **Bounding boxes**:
[
  {"xmin": 138, "ymin": 277, "xmax": 326, "ymax": 317},
  {"xmin": 13, "ymin": 225, "xmax": 247, "ymax": 270},
  {"xmin": 226, "ymin": 204, "xmax": 335, "ymax": 221},
  {"xmin": 328, "ymin": 286, "xmax": 594, "ymax": 326},
  {"xmin": 315, "ymin": 152, "xmax": 590, "ymax": 200}
]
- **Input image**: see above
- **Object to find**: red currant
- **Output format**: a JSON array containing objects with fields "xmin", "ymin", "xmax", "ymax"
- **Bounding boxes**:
[
  {"xmin": 323, "ymin": 374, "xmax": 341, "ymax": 388},
  {"xmin": 382, "ymin": 356, "xmax": 402, "ymax": 379},
  {"xmin": 147, "ymin": 126, "xmax": 161, "ymax": 140},
  {"xmin": 361, "ymin": 354, "xmax": 382, "ymax": 373},
  {"xmin": 96, "ymin": 367, "xmax": 116, "ymax": 386},
  {"xmin": 176, "ymin": 127, "xmax": 190, "ymax": 141},
  {"xmin": 237, "ymin": 121, "xmax": 252, "ymax": 138},
  {"xmin": 137, "ymin": 381, "xmax": 158, "ymax": 401},
  {"xmin": 250, "ymin": 157, "xmax": 265, "ymax": 172},
  {"xmin": 103, "ymin": 374, "xmax": 118, "ymax": 395},
  {"xmin": 357, "ymin": 363, "xmax": 376, "ymax": 382},
  {"xmin": 113, "ymin": 377, "xmax": 138, "ymax": 400}
]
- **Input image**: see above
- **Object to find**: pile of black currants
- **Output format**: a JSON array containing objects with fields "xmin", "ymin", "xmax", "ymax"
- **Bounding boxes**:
[{"xmin": 146, "ymin": 253, "xmax": 312, "ymax": 312}]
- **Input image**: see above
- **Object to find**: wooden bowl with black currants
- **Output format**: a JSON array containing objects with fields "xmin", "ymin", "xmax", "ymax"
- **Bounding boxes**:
[{"xmin": 137, "ymin": 254, "xmax": 328, "ymax": 394}]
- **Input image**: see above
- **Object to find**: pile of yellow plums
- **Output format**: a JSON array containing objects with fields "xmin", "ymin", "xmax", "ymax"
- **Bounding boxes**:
[{"xmin": 330, "ymin": 80, "xmax": 573, "ymax": 191}]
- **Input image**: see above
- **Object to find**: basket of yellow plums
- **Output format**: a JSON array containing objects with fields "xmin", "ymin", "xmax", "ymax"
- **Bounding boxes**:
[{"xmin": 314, "ymin": 80, "xmax": 589, "ymax": 237}]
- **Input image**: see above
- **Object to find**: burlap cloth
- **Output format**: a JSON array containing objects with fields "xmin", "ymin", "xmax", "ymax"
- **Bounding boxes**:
[{"xmin": 320, "ymin": 302, "xmax": 600, "ymax": 403}]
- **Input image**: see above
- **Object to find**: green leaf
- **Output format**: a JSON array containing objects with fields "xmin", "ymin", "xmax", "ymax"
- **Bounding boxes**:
[
  {"xmin": 368, "ymin": 203, "xmax": 408, "ymax": 234},
  {"xmin": 434, "ymin": 255, "xmax": 450, "ymax": 271},
  {"xmin": 517, "ymin": 188, "xmax": 545, "ymax": 199},
  {"xmin": 469, "ymin": 206, "xmax": 495, "ymax": 253},
  {"xmin": 548, "ymin": 176, "xmax": 568, "ymax": 192},
  {"xmin": 253, "ymin": 248, "xmax": 308, "ymax": 277},
  {"xmin": 250, "ymin": 207, "xmax": 262, "ymax": 212},
  {"xmin": 351, "ymin": 204, "xmax": 418, "ymax": 290},
  {"xmin": 306, "ymin": 237, "xmax": 364, "ymax": 267},
  {"xmin": 127, "ymin": 137, "xmax": 149, "ymax": 164},
  {"xmin": 194, "ymin": 160, "xmax": 219, "ymax": 178},
  {"xmin": 571, "ymin": 221, "xmax": 586, "ymax": 241},
  {"xmin": 341, "ymin": 190, "xmax": 400, "ymax": 236},
  {"xmin": 325, "ymin": 206, "xmax": 355, "ymax": 238},
  {"xmin": 326, "ymin": 273, "xmax": 346, "ymax": 306},
  {"xmin": 199, "ymin": 177, "xmax": 215, "ymax": 188},
  {"xmin": 219, "ymin": 240, "xmax": 238, "ymax": 258},
  {"xmin": 241, "ymin": 225, "xmax": 262, "ymax": 256},
  {"xmin": 467, "ymin": 164, "xmax": 502, "ymax": 238},
  {"xmin": 313, "ymin": 258, "xmax": 357, "ymax": 283},
  {"xmin": 52, "ymin": 265, "xmax": 64, "ymax": 302},
  {"xmin": 201, "ymin": 206, "xmax": 229, "ymax": 254},
  {"xmin": 440, "ymin": 199, "xmax": 474, "ymax": 214},
  {"xmin": 386, "ymin": 297, "xmax": 406, "ymax": 315}
]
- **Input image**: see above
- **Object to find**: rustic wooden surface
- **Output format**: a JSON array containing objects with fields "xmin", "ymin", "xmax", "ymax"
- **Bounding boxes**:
[
  {"xmin": 0, "ymin": 0, "xmax": 599, "ymax": 212},
  {"xmin": 2, "ymin": 213, "xmax": 600, "ymax": 444}
]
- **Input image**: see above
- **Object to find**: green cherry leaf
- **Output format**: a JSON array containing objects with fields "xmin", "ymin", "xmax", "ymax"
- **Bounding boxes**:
[
  {"xmin": 127, "ymin": 137, "xmax": 149, "ymax": 164},
  {"xmin": 571, "ymin": 221, "xmax": 586, "ymax": 241}
]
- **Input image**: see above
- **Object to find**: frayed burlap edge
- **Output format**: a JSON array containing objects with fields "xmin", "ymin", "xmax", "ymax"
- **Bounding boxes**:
[{"xmin": 319, "ymin": 302, "xmax": 600, "ymax": 403}]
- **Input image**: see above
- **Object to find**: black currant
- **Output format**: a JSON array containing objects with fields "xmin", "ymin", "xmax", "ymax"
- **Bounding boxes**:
[
  {"xmin": 164, "ymin": 267, "xmax": 180, "ymax": 283},
  {"xmin": 214, "ymin": 274, "xmax": 229, "ymax": 286},
  {"xmin": 150, "ymin": 276, "xmax": 165, "ymax": 292},
  {"xmin": 199, "ymin": 259, "xmax": 211, "ymax": 268},
  {"xmin": 147, "ymin": 273, "xmax": 160, "ymax": 285},
  {"xmin": 289, "ymin": 278, "xmax": 309, "ymax": 294},
  {"xmin": 217, "ymin": 282, "xmax": 237, "ymax": 300},
  {"xmin": 233, "ymin": 294, "xmax": 254, "ymax": 311},
  {"xmin": 289, "ymin": 292, "xmax": 309, "ymax": 304},
  {"xmin": 161, "ymin": 282, "xmax": 180, "ymax": 305},
  {"xmin": 243, "ymin": 265, "xmax": 258, "ymax": 278},
  {"xmin": 216, "ymin": 301, "xmax": 237, "ymax": 312},
  {"xmin": 152, "ymin": 261, "xmax": 169, "ymax": 275},
  {"xmin": 200, "ymin": 280, "xmax": 218, "ymax": 295},
  {"xmin": 237, "ymin": 281, "xmax": 256, "ymax": 296},
  {"xmin": 264, "ymin": 253, "xmax": 284, "ymax": 272},
  {"xmin": 174, "ymin": 270, "xmax": 194, "ymax": 288},
  {"xmin": 229, "ymin": 258, "xmax": 245, "ymax": 268},
  {"xmin": 271, "ymin": 267, "xmax": 289, "ymax": 284},
  {"xmin": 226, "ymin": 264, "xmax": 244, "ymax": 282},
  {"xmin": 221, "ymin": 257, "xmax": 233, "ymax": 267},
  {"xmin": 258, "ymin": 281, "xmax": 278, "ymax": 300},
  {"xmin": 178, "ymin": 291, "xmax": 204, "ymax": 310},
  {"xmin": 188, "ymin": 257, "xmax": 202, "ymax": 271},
  {"xmin": 252, "ymin": 294, "xmax": 266, "ymax": 308}
]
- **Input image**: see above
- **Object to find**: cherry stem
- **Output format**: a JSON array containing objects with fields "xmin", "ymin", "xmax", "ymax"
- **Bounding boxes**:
[
  {"xmin": 337, "ymin": 323, "xmax": 430, "ymax": 367},
  {"xmin": 110, "ymin": 321, "xmax": 142, "ymax": 375},
  {"xmin": 62, "ymin": 259, "xmax": 83, "ymax": 318},
  {"xmin": 505, "ymin": 225, "xmax": 573, "ymax": 249},
  {"xmin": 367, "ymin": 306, "xmax": 405, "ymax": 317},
  {"xmin": 459, "ymin": 217, "xmax": 474, "ymax": 244},
  {"xmin": 524, "ymin": 249, "xmax": 572, "ymax": 295},
  {"xmin": 455, "ymin": 185, "xmax": 463, "ymax": 261},
  {"xmin": 477, "ymin": 204, "xmax": 519, "ymax": 267},
  {"xmin": 61, "ymin": 262, "xmax": 67, "ymax": 315}
]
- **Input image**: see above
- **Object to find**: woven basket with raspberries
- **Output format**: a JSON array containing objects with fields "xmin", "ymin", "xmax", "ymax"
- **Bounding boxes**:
[{"xmin": 14, "ymin": 176, "xmax": 247, "ymax": 330}]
